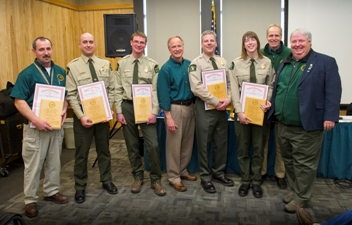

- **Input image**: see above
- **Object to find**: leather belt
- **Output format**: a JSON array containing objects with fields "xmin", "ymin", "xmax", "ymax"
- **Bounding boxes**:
[
  {"xmin": 23, "ymin": 118, "xmax": 29, "ymax": 124},
  {"xmin": 171, "ymin": 101, "xmax": 193, "ymax": 106},
  {"xmin": 123, "ymin": 99, "xmax": 133, "ymax": 103}
]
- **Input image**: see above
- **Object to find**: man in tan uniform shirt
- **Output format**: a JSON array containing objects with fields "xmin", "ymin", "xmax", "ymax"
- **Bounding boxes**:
[
  {"xmin": 115, "ymin": 31, "xmax": 165, "ymax": 197},
  {"xmin": 189, "ymin": 30, "xmax": 234, "ymax": 194},
  {"xmin": 66, "ymin": 33, "xmax": 117, "ymax": 204}
]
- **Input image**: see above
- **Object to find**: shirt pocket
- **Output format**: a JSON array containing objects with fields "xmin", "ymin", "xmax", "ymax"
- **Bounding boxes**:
[
  {"xmin": 77, "ymin": 73, "xmax": 92, "ymax": 86},
  {"xmin": 236, "ymin": 70, "xmax": 249, "ymax": 85},
  {"xmin": 98, "ymin": 70, "xmax": 110, "ymax": 86},
  {"xmin": 138, "ymin": 69, "xmax": 152, "ymax": 84}
]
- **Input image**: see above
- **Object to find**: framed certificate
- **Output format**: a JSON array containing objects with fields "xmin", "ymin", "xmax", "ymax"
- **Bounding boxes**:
[
  {"xmin": 240, "ymin": 82, "xmax": 268, "ymax": 113},
  {"xmin": 201, "ymin": 68, "xmax": 228, "ymax": 110},
  {"xmin": 132, "ymin": 84, "xmax": 153, "ymax": 124},
  {"xmin": 31, "ymin": 84, "xmax": 65, "ymax": 129},
  {"xmin": 78, "ymin": 81, "xmax": 112, "ymax": 124}
]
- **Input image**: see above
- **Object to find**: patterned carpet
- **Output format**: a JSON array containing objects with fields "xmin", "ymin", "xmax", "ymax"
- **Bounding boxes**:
[{"xmin": 1, "ymin": 139, "xmax": 351, "ymax": 225}]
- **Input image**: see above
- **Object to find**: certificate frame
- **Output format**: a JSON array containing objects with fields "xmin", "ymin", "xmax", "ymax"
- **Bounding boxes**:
[
  {"xmin": 132, "ymin": 84, "xmax": 153, "ymax": 124},
  {"xmin": 31, "ymin": 83, "xmax": 66, "ymax": 129},
  {"xmin": 201, "ymin": 68, "xmax": 227, "ymax": 110},
  {"xmin": 78, "ymin": 81, "xmax": 113, "ymax": 122},
  {"xmin": 240, "ymin": 82, "xmax": 268, "ymax": 113}
]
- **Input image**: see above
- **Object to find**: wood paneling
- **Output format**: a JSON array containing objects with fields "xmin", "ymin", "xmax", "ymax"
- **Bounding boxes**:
[{"xmin": 0, "ymin": 0, "xmax": 133, "ymax": 89}]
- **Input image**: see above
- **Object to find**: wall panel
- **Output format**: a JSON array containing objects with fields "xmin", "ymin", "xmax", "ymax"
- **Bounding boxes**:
[{"xmin": 0, "ymin": 0, "xmax": 133, "ymax": 89}]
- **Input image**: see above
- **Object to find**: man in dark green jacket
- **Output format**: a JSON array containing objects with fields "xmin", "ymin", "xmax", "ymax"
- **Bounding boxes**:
[{"xmin": 260, "ymin": 24, "xmax": 291, "ymax": 189}]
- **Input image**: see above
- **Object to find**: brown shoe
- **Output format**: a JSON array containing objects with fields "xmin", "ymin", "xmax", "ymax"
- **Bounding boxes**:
[
  {"xmin": 170, "ymin": 181, "xmax": 187, "ymax": 192},
  {"xmin": 180, "ymin": 174, "xmax": 197, "ymax": 181},
  {"xmin": 44, "ymin": 192, "xmax": 68, "ymax": 204},
  {"xmin": 151, "ymin": 183, "xmax": 166, "ymax": 196},
  {"xmin": 25, "ymin": 202, "xmax": 38, "ymax": 218},
  {"xmin": 131, "ymin": 179, "xmax": 143, "ymax": 193},
  {"xmin": 296, "ymin": 208, "xmax": 314, "ymax": 225},
  {"xmin": 284, "ymin": 200, "xmax": 305, "ymax": 213},
  {"xmin": 283, "ymin": 192, "xmax": 294, "ymax": 204}
]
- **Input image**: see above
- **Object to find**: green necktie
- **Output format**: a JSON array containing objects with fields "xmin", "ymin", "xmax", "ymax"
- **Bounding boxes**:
[
  {"xmin": 88, "ymin": 58, "xmax": 98, "ymax": 82},
  {"xmin": 133, "ymin": 59, "xmax": 139, "ymax": 84},
  {"xmin": 250, "ymin": 59, "xmax": 256, "ymax": 83},
  {"xmin": 210, "ymin": 57, "xmax": 218, "ymax": 69}
]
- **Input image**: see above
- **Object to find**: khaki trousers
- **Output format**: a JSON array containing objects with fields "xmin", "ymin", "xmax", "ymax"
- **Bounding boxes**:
[
  {"xmin": 165, "ymin": 104, "xmax": 195, "ymax": 184},
  {"xmin": 261, "ymin": 124, "xmax": 285, "ymax": 178},
  {"xmin": 22, "ymin": 124, "xmax": 64, "ymax": 204}
]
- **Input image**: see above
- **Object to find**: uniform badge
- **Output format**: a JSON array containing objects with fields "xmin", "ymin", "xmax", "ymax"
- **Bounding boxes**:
[
  {"xmin": 229, "ymin": 62, "xmax": 234, "ymax": 70},
  {"xmin": 154, "ymin": 65, "xmax": 160, "ymax": 73},
  {"xmin": 189, "ymin": 64, "xmax": 196, "ymax": 72},
  {"xmin": 145, "ymin": 67, "xmax": 149, "ymax": 73},
  {"xmin": 57, "ymin": 74, "xmax": 65, "ymax": 81},
  {"xmin": 101, "ymin": 66, "xmax": 105, "ymax": 72},
  {"xmin": 301, "ymin": 64, "xmax": 306, "ymax": 71},
  {"xmin": 221, "ymin": 61, "xmax": 224, "ymax": 66},
  {"xmin": 261, "ymin": 64, "xmax": 266, "ymax": 69}
]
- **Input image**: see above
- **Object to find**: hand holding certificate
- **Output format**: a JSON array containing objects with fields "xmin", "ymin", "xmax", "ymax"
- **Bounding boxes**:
[
  {"xmin": 78, "ymin": 81, "xmax": 112, "ymax": 125},
  {"xmin": 202, "ymin": 68, "xmax": 229, "ymax": 110},
  {"xmin": 244, "ymin": 96, "xmax": 266, "ymax": 126},
  {"xmin": 31, "ymin": 84, "xmax": 66, "ymax": 129},
  {"xmin": 81, "ymin": 96, "xmax": 108, "ymax": 124}
]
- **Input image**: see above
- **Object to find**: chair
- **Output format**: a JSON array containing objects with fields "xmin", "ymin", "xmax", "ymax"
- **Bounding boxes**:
[{"xmin": 346, "ymin": 103, "xmax": 352, "ymax": 115}]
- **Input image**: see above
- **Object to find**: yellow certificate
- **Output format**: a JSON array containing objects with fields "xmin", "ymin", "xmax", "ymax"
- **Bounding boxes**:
[
  {"xmin": 207, "ymin": 82, "xmax": 227, "ymax": 109},
  {"xmin": 82, "ymin": 96, "xmax": 108, "ymax": 124},
  {"xmin": 133, "ymin": 96, "xmax": 151, "ymax": 123},
  {"xmin": 39, "ymin": 99, "xmax": 63, "ymax": 129},
  {"xmin": 244, "ymin": 96, "xmax": 266, "ymax": 126}
]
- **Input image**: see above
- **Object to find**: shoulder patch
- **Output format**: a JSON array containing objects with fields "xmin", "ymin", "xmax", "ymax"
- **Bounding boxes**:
[
  {"xmin": 189, "ymin": 64, "xmax": 196, "ymax": 72},
  {"xmin": 154, "ymin": 65, "xmax": 160, "ymax": 73},
  {"xmin": 229, "ymin": 62, "xmax": 234, "ymax": 70},
  {"xmin": 116, "ymin": 63, "xmax": 119, "ymax": 71},
  {"xmin": 66, "ymin": 67, "xmax": 70, "ymax": 75}
]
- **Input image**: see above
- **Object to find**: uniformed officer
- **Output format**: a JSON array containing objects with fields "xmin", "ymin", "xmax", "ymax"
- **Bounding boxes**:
[
  {"xmin": 66, "ymin": 33, "xmax": 117, "ymax": 204},
  {"xmin": 188, "ymin": 30, "xmax": 234, "ymax": 194},
  {"xmin": 230, "ymin": 31, "xmax": 275, "ymax": 198},
  {"xmin": 115, "ymin": 31, "xmax": 166, "ymax": 197}
]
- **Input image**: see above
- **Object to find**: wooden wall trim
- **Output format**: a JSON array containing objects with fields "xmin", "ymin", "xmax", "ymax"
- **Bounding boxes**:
[
  {"xmin": 39, "ymin": 0, "xmax": 79, "ymax": 10},
  {"xmin": 39, "ymin": 0, "xmax": 133, "ymax": 11}
]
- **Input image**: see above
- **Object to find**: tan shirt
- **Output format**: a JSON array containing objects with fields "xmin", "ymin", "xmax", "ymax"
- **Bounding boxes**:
[
  {"xmin": 66, "ymin": 55, "xmax": 115, "ymax": 119},
  {"xmin": 189, "ymin": 54, "xmax": 231, "ymax": 107},
  {"xmin": 229, "ymin": 55, "xmax": 275, "ymax": 113},
  {"xmin": 115, "ymin": 54, "xmax": 159, "ymax": 115}
]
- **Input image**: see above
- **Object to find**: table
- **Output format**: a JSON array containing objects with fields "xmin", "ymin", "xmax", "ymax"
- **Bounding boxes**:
[{"xmin": 145, "ymin": 119, "xmax": 352, "ymax": 180}]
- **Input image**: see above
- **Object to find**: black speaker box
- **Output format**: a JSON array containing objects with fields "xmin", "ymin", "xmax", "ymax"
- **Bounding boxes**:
[{"xmin": 104, "ymin": 14, "xmax": 138, "ymax": 57}]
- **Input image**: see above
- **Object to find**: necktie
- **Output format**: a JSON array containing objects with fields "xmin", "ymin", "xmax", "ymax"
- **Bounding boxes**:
[
  {"xmin": 250, "ymin": 59, "xmax": 256, "ymax": 83},
  {"xmin": 88, "ymin": 58, "xmax": 98, "ymax": 82},
  {"xmin": 133, "ymin": 59, "xmax": 139, "ymax": 84},
  {"xmin": 210, "ymin": 57, "xmax": 218, "ymax": 69}
]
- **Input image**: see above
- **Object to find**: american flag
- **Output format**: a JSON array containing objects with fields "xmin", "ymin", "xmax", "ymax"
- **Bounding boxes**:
[{"xmin": 211, "ymin": 0, "xmax": 220, "ymax": 55}]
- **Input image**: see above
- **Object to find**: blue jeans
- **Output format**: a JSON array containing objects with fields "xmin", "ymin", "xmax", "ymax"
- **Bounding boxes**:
[{"xmin": 322, "ymin": 210, "xmax": 352, "ymax": 225}]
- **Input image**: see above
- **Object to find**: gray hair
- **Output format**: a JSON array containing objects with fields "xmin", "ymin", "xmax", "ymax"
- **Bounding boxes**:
[
  {"xmin": 290, "ymin": 28, "xmax": 312, "ymax": 42},
  {"xmin": 201, "ymin": 30, "xmax": 217, "ymax": 41}
]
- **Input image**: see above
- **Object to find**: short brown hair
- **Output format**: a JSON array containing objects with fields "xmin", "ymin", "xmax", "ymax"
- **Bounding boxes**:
[{"xmin": 130, "ymin": 31, "xmax": 147, "ymax": 43}]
